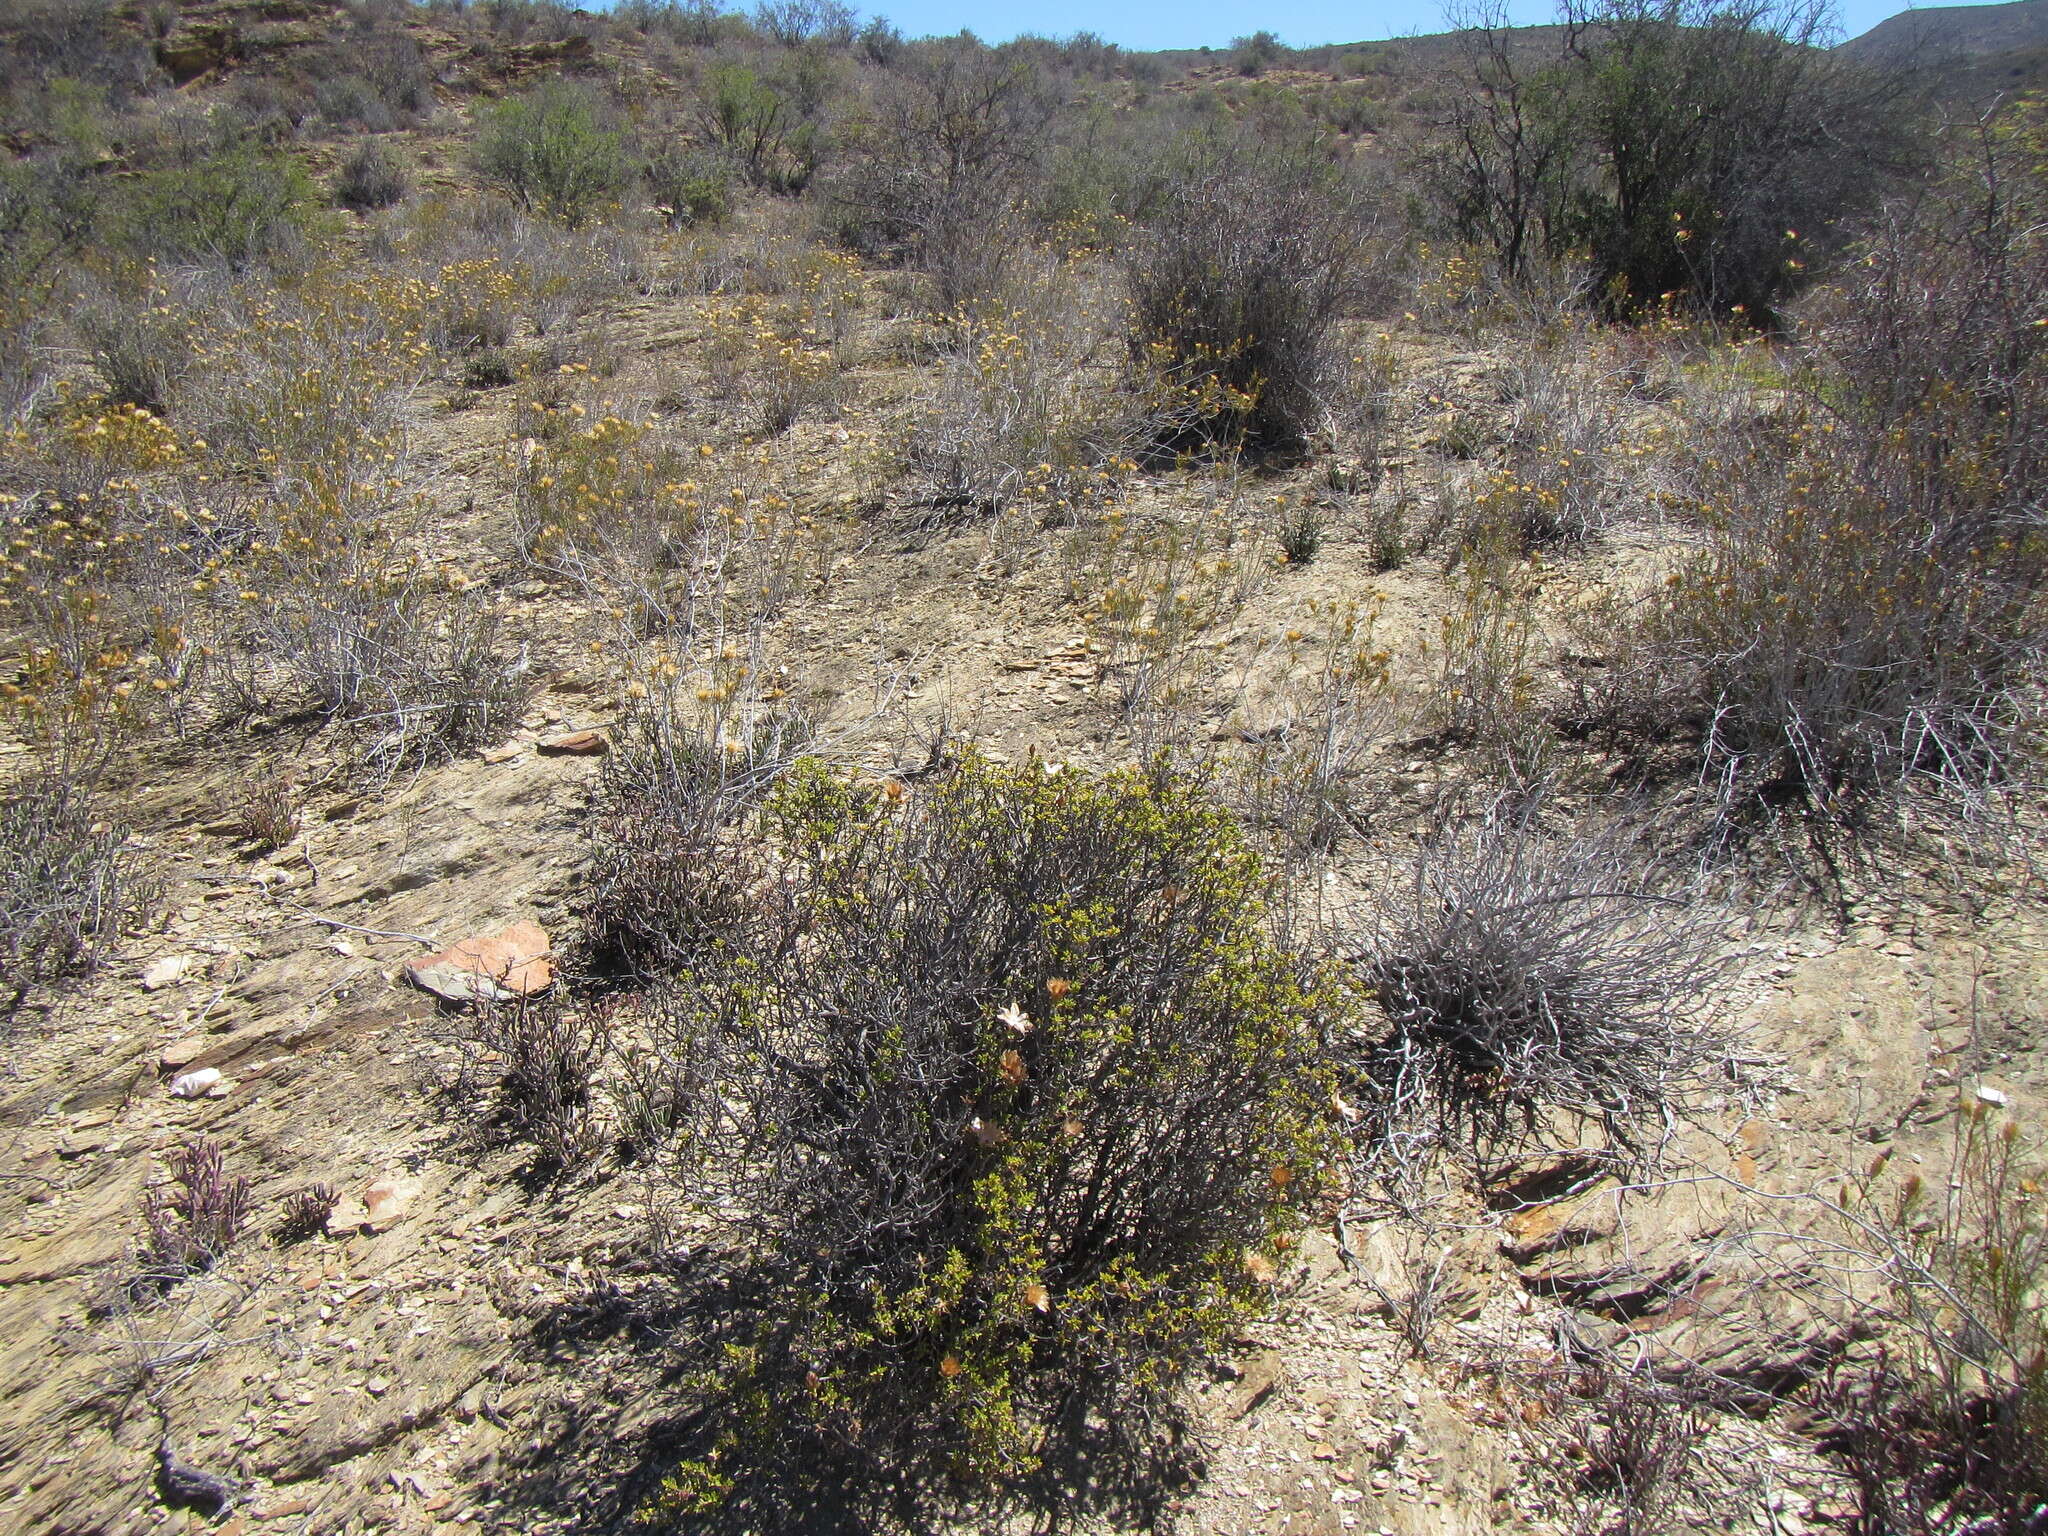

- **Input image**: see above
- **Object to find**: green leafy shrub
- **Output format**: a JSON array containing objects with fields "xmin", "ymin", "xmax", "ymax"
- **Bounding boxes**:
[
  {"xmin": 471, "ymin": 80, "xmax": 631, "ymax": 228},
  {"xmin": 112, "ymin": 143, "xmax": 320, "ymax": 268},
  {"xmin": 1231, "ymin": 29, "xmax": 1285, "ymax": 76},
  {"xmin": 695, "ymin": 60, "xmax": 819, "ymax": 195},
  {"xmin": 627, "ymin": 754, "xmax": 1341, "ymax": 1515},
  {"xmin": 643, "ymin": 141, "xmax": 734, "ymax": 226}
]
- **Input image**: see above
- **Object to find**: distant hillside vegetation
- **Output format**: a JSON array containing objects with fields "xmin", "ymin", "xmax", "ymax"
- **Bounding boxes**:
[{"xmin": 1837, "ymin": 0, "xmax": 2048, "ymax": 63}]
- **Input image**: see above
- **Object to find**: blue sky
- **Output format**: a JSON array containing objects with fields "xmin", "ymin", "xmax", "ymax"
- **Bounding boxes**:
[{"xmin": 863, "ymin": 0, "xmax": 1944, "ymax": 52}]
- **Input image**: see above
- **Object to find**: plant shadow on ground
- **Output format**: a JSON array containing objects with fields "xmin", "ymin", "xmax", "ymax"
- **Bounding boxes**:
[{"xmin": 490, "ymin": 1256, "xmax": 1205, "ymax": 1534}]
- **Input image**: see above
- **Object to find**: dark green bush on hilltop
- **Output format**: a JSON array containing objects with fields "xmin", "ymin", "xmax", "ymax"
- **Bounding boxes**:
[{"xmin": 1427, "ymin": 0, "xmax": 1911, "ymax": 321}]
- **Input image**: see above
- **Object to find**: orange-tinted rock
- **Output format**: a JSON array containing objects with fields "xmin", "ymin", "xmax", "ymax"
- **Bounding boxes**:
[{"xmin": 405, "ymin": 921, "xmax": 554, "ymax": 1003}]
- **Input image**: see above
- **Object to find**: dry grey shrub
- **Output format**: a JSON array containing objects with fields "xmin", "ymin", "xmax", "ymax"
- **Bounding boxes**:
[
  {"xmin": 1807, "ymin": 1104, "xmax": 2048, "ymax": 1536},
  {"xmin": 2, "ymin": 768, "xmax": 158, "ymax": 1015},
  {"xmin": 576, "ymin": 654, "xmax": 815, "ymax": 979},
  {"xmin": 1573, "ymin": 106, "xmax": 2048, "ymax": 851},
  {"xmin": 897, "ymin": 276, "xmax": 1130, "ymax": 523},
  {"xmin": 1231, "ymin": 601, "xmax": 1395, "ymax": 861},
  {"xmin": 1078, "ymin": 481, "xmax": 1272, "ymax": 752},
  {"xmin": 1482, "ymin": 338, "xmax": 1640, "ymax": 551},
  {"xmin": 243, "ymin": 578, "xmax": 531, "ymax": 778},
  {"xmin": 334, "ymin": 142, "xmax": 408, "ymax": 212},
  {"xmin": 1572, "ymin": 413, "xmax": 2045, "ymax": 845},
  {"xmin": 76, "ymin": 280, "xmax": 199, "ymax": 414},
  {"xmin": 1125, "ymin": 141, "xmax": 1394, "ymax": 459},
  {"xmin": 1353, "ymin": 792, "xmax": 1734, "ymax": 1162},
  {"xmin": 1422, "ymin": 537, "xmax": 1558, "ymax": 792},
  {"xmin": 469, "ymin": 994, "xmax": 604, "ymax": 1173}
]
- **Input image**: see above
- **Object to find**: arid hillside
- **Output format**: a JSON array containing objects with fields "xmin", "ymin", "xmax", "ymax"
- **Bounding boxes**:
[{"xmin": 1, "ymin": 3, "xmax": 2044, "ymax": 1535}]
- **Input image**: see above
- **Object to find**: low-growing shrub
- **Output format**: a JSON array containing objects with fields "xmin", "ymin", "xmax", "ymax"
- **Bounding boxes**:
[
  {"xmin": 1422, "ymin": 539, "xmax": 1557, "ymax": 789},
  {"xmin": 1276, "ymin": 502, "xmax": 1327, "ymax": 564},
  {"xmin": 898, "ymin": 289, "xmax": 1132, "ymax": 522},
  {"xmin": 334, "ymin": 141, "xmax": 407, "ymax": 212},
  {"xmin": 698, "ymin": 249, "xmax": 861, "ymax": 430},
  {"xmin": 1355, "ymin": 793, "xmax": 1730, "ymax": 1157},
  {"xmin": 314, "ymin": 74, "xmax": 399, "ymax": 133},
  {"xmin": 245, "ymin": 567, "xmax": 533, "ymax": 777},
  {"xmin": 216, "ymin": 768, "xmax": 301, "ymax": 851},
  {"xmin": 1518, "ymin": 1363, "xmax": 1713, "ymax": 1536},
  {"xmin": 1460, "ymin": 339, "xmax": 1636, "ymax": 552},
  {"xmin": 1233, "ymin": 600, "xmax": 1393, "ymax": 859},
  {"xmin": 471, "ymin": 995, "xmax": 602, "ymax": 1173},
  {"xmin": 272, "ymin": 1183, "xmax": 338, "ymax": 1245},
  {"xmin": 1081, "ymin": 496, "xmax": 1267, "ymax": 746},
  {"xmin": 141, "ymin": 1137, "xmax": 249, "ymax": 1280},
  {"xmin": 1818, "ymin": 1104, "xmax": 2048, "ymax": 1536},
  {"xmin": 1, "ymin": 770, "xmax": 156, "ymax": 1014},
  {"xmin": 462, "ymin": 347, "xmax": 515, "ymax": 388},
  {"xmin": 576, "ymin": 652, "xmax": 813, "ymax": 978},
  {"xmin": 626, "ymin": 754, "xmax": 1342, "ymax": 1514}
]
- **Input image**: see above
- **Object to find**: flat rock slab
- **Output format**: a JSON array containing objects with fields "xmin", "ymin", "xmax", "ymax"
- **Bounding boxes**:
[
  {"xmin": 537, "ymin": 729, "xmax": 606, "ymax": 756},
  {"xmin": 405, "ymin": 921, "xmax": 554, "ymax": 1003}
]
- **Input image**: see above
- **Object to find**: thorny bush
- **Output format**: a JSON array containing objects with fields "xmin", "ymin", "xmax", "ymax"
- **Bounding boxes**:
[{"xmin": 1355, "ymin": 793, "xmax": 1731, "ymax": 1163}]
